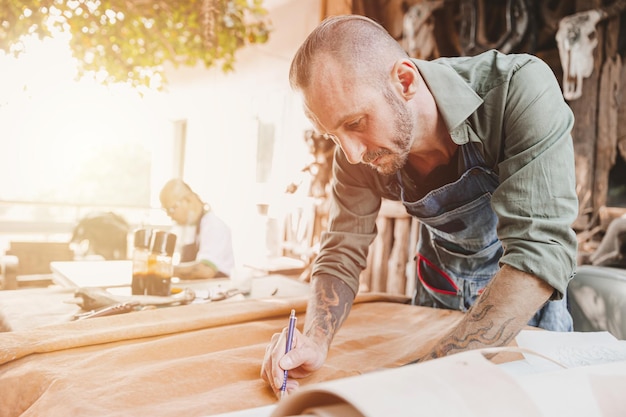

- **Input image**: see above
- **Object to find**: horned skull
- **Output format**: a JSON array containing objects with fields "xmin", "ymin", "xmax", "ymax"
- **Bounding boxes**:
[
  {"xmin": 556, "ymin": 9, "xmax": 604, "ymax": 100},
  {"xmin": 403, "ymin": 0, "xmax": 445, "ymax": 60}
]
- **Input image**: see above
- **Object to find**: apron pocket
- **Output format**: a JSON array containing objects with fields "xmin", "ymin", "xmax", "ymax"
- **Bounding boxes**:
[
  {"xmin": 430, "ymin": 236, "xmax": 502, "ymax": 282},
  {"xmin": 417, "ymin": 254, "xmax": 459, "ymax": 295}
]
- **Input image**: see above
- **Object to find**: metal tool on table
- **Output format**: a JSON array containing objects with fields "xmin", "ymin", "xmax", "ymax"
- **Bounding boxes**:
[
  {"xmin": 72, "ymin": 300, "xmax": 141, "ymax": 320},
  {"xmin": 68, "ymin": 286, "xmax": 197, "ymax": 321}
]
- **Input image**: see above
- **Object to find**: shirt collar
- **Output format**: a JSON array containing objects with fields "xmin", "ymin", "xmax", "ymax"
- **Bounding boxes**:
[{"xmin": 412, "ymin": 58, "xmax": 483, "ymax": 144}]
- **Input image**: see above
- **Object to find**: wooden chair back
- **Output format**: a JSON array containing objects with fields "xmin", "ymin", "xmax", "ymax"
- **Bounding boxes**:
[{"xmin": 359, "ymin": 199, "xmax": 419, "ymax": 298}]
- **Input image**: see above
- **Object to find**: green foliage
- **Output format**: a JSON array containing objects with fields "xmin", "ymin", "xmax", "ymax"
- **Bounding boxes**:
[{"xmin": 0, "ymin": 0, "xmax": 272, "ymax": 89}]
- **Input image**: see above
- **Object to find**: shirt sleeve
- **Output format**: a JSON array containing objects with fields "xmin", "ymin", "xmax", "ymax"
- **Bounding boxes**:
[
  {"xmin": 492, "ymin": 56, "xmax": 578, "ymax": 298},
  {"xmin": 311, "ymin": 147, "xmax": 382, "ymax": 295}
]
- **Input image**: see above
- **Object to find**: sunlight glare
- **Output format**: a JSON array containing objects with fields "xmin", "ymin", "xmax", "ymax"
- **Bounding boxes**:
[{"xmin": 0, "ymin": 31, "xmax": 166, "ymax": 202}]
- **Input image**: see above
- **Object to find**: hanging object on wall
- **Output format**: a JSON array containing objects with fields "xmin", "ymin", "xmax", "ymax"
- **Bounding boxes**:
[
  {"xmin": 403, "ymin": 0, "xmax": 445, "ymax": 59},
  {"xmin": 457, "ymin": 0, "xmax": 531, "ymax": 56},
  {"xmin": 556, "ymin": 0, "xmax": 626, "ymax": 101},
  {"xmin": 556, "ymin": 9, "xmax": 604, "ymax": 101}
]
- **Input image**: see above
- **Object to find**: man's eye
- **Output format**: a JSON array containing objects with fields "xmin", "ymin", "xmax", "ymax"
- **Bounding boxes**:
[{"xmin": 346, "ymin": 119, "xmax": 362, "ymax": 130}]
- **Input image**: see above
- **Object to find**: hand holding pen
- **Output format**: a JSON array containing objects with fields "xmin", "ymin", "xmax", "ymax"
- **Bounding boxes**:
[
  {"xmin": 259, "ymin": 308, "xmax": 329, "ymax": 398},
  {"xmin": 280, "ymin": 309, "xmax": 297, "ymax": 398}
]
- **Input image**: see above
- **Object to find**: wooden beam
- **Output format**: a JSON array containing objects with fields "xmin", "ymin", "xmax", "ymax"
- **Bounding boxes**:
[
  {"xmin": 594, "ymin": 53, "xmax": 621, "ymax": 214},
  {"xmin": 569, "ymin": 11, "xmax": 604, "ymax": 230}
]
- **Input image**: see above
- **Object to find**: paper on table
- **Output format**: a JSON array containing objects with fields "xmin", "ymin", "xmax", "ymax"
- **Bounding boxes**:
[
  {"xmin": 515, "ymin": 330, "xmax": 626, "ymax": 370},
  {"xmin": 269, "ymin": 349, "xmax": 545, "ymax": 417},
  {"xmin": 212, "ymin": 337, "xmax": 626, "ymax": 417},
  {"xmin": 511, "ymin": 331, "xmax": 626, "ymax": 417},
  {"xmin": 213, "ymin": 332, "xmax": 626, "ymax": 417}
]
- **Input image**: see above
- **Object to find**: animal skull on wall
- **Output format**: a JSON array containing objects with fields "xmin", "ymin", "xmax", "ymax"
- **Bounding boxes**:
[
  {"xmin": 556, "ymin": 9, "xmax": 604, "ymax": 100},
  {"xmin": 403, "ymin": 0, "xmax": 445, "ymax": 59}
]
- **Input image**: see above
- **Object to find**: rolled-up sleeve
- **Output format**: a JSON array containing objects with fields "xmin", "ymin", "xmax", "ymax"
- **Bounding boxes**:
[{"xmin": 492, "ymin": 57, "xmax": 578, "ymax": 298}]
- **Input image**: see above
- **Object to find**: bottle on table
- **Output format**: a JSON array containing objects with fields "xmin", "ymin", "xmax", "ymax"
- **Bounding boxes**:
[
  {"xmin": 146, "ymin": 230, "xmax": 177, "ymax": 296},
  {"xmin": 131, "ymin": 228, "xmax": 152, "ymax": 295}
]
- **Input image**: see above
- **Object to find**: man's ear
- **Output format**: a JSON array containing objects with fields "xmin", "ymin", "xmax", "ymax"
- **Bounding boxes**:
[{"xmin": 391, "ymin": 59, "xmax": 418, "ymax": 100}]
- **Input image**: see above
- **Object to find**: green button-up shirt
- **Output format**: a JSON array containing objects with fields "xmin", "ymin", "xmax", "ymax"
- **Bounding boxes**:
[{"xmin": 311, "ymin": 49, "xmax": 578, "ymax": 299}]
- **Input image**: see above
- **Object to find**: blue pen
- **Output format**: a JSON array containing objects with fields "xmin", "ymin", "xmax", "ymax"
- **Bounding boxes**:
[{"xmin": 280, "ymin": 309, "xmax": 297, "ymax": 398}]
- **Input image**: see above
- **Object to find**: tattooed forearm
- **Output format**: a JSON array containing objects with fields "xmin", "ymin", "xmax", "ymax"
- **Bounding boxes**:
[
  {"xmin": 304, "ymin": 275, "xmax": 355, "ymax": 348},
  {"xmin": 436, "ymin": 316, "xmax": 517, "ymax": 355},
  {"xmin": 413, "ymin": 265, "xmax": 554, "ymax": 364},
  {"xmin": 430, "ymin": 290, "xmax": 518, "ymax": 358},
  {"xmin": 467, "ymin": 285, "xmax": 493, "ymax": 321},
  {"xmin": 415, "ymin": 304, "xmax": 517, "ymax": 363}
]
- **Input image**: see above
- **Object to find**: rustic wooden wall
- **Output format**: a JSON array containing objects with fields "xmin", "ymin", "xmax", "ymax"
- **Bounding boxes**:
[
  {"xmin": 312, "ymin": 0, "xmax": 626, "ymax": 274},
  {"xmin": 335, "ymin": 1, "xmax": 625, "ymax": 228}
]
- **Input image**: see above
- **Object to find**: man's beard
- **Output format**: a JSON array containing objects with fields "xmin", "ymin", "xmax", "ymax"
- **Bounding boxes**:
[{"xmin": 363, "ymin": 88, "xmax": 413, "ymax": 176}]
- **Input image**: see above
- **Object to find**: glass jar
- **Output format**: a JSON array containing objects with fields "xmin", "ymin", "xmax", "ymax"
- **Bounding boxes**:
[
  {"xmin": 146, "ymin": 230, "xmax": 177, "ymax": 296},
  {"xmin": 131, "ymin": 228, "xmax": 152, "ymax": 295}
]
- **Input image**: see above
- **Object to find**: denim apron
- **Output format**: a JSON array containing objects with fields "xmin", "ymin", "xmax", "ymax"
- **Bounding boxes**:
[
  {"xmin": 398, "ymin": 141, "xmax": 572, "ymax": 331},
  {"xmin": 180, "ymin": 208, "xmax": 207, "ymax": 263},
  {"xmin": 179, "ymin": 227, "xmax": 200, "ymax": 263}
]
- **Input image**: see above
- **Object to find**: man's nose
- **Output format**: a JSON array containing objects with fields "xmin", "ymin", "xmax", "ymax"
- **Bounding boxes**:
[{"xmin": 338, "ymin": 135, "xmax": 366, "ymax": 165}]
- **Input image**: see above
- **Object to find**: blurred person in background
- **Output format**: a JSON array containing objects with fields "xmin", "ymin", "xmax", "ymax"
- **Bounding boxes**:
[{"xmin": 160, "ymin": 178, "xmax": 235, "ymax": 279}]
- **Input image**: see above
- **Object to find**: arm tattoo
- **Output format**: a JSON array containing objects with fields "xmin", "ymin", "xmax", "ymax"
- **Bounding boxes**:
[
  {"xmin": 304, "ymin": 276, "xmax": 354, "ymax": 347},
  {"xmin": 420, "ymin": 286, "xmax": 518, "ymax": 361},
  {"xmin": 408, "ymin": 266, "xmax": 552, "ymax": 364},
  {"xmin": 409, "ymin": 287, "xmax": 520, "ymax": 363}
]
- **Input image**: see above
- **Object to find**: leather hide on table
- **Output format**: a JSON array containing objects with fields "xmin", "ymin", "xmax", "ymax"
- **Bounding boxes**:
[{"xmin": 0, "ymin": 293, "xmax": 471, "ymax": 416}]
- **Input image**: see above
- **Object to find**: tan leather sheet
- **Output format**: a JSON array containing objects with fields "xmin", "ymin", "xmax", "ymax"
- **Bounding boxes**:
[{"xmin": 0, "ymin": 293, "xmax": 470, "ymax": 417}]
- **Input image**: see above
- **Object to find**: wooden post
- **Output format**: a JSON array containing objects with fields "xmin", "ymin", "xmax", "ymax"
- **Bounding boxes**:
[
  {"xmin": 387, "ymin": 217, "xmax": 411, "ymax": 294},
  {"xmin": 595, "ymin": 54, "xmax": 621, "ymax": 214},
  {"xmin": 569, "ymin": 0, "xmax": 604, "ymax": 230}
]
